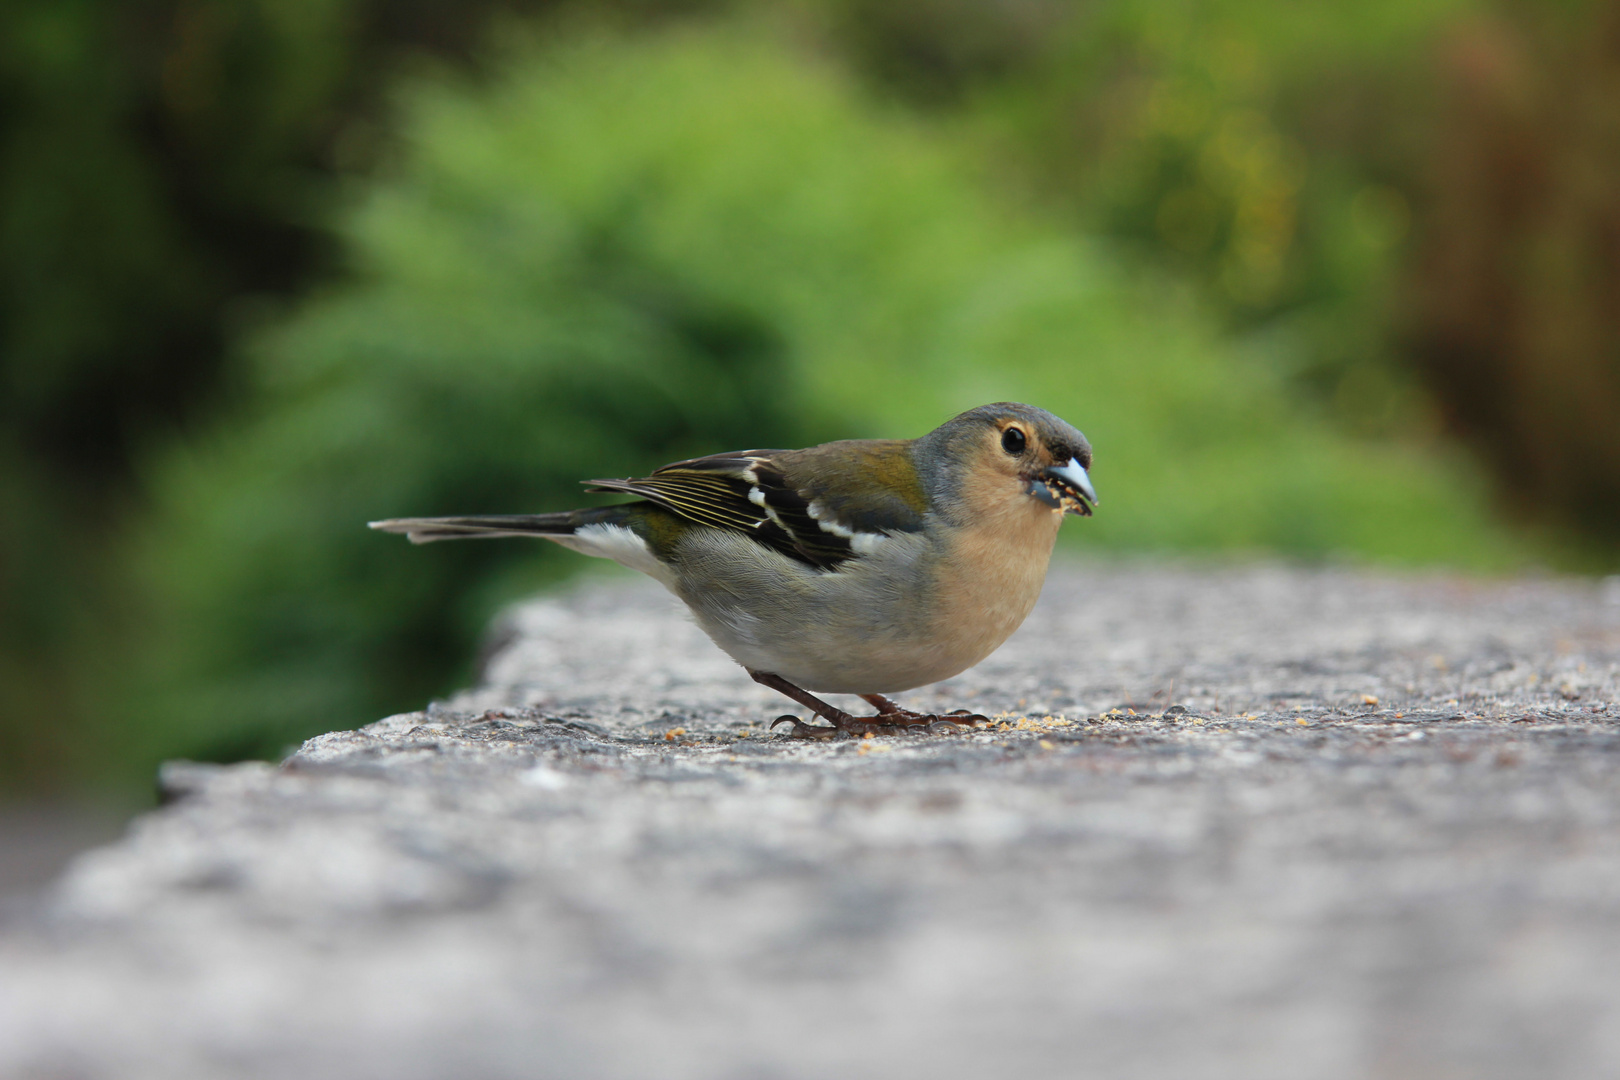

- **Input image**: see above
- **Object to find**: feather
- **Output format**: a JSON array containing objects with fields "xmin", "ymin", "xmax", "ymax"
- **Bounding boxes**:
[{"xmin": 585, "ymin": 444, "xmax": 921, "ymax": 570}]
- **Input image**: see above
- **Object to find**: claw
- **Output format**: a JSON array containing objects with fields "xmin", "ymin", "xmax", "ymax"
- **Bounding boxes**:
[
  {"xmin": 755, "ymin": 673, "xmax": 1001, "ymax": 739},
  {"xmin": 757, "ymin": 679, "xmax": 991, "ymax": 739},
  {"xmin": 884, "ymin": 712, "xmax": 937, "ymax": 728},
  {"xmin": 771, "ymin": 715, "xmax": 841, "ymax": 739}
]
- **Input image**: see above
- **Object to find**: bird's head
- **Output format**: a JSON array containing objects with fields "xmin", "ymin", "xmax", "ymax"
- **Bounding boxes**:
[{"xmin": 917, "ymin": 402, "xmax": 1097, "ymax": 519}]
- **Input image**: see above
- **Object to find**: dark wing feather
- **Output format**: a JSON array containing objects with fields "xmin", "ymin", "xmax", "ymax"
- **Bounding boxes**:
[{"xmin": 585, "ymin": 450, "xmax": 877, "ymax": 570}]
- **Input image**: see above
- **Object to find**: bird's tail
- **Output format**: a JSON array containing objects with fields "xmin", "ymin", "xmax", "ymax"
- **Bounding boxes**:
[{"xmin": 368, "ymin": 506, "xmax": 625, "ymax": 545}]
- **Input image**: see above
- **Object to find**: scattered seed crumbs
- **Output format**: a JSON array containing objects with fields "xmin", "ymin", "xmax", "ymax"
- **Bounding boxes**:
[
  {"xmin": 663, "ymin": 728, "xmax": 686, "ymax": 741},
  {"xmin": 993, "ymin": 714, "xmax": 1075, "ymax": 734}
]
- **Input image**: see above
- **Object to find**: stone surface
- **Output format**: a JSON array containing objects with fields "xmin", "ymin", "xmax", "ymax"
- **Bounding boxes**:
[{"xmin": 3, "ymin": 561, "xmax": 1620, "ymax": 1079}]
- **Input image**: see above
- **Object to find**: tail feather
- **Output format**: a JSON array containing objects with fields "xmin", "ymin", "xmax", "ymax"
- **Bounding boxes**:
[{"xmin": 369, "ymin": 508, "xmax": 618, "ymax": 545}]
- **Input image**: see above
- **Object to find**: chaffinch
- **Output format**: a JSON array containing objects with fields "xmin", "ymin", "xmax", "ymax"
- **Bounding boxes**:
[{"xmin": 371, "ymin": 402, "xmax": 1096, "ymax": 736}]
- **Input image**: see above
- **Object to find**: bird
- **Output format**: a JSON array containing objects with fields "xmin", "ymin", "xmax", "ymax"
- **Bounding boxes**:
[{"xmin": 369, "ymin": 402, "xmax": 1097, "ymax": 737}]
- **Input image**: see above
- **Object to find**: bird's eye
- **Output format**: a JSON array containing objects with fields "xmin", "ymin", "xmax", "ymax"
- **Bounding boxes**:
[{"xmin": 1001, "ymin": 427, "xmax": 1027, "ymax": 455}]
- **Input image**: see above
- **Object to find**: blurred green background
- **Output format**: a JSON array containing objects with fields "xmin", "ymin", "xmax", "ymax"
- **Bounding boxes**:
[{"xmin": 3, "ymin": 0, "xmax": 1617, "ymax": 803}]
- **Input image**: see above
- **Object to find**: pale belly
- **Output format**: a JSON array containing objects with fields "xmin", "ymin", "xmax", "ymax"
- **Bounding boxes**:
[{"xmin": 670, "ymin": 510, "xmax": 1061, "ymax": 694}]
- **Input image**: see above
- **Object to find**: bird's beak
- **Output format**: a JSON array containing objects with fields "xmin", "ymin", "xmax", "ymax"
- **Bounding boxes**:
[{"xmin": 1039, "ymin": 458, "xmax": 1098, "ymax": 516}]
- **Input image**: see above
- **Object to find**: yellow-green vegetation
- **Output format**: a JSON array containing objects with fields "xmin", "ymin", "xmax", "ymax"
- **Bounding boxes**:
[{"xmin": 100, "ymin": 28, "xmax": 1525, "ymax": 782}]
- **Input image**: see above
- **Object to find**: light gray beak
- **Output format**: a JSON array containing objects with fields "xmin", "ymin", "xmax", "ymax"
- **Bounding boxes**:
[{"xmin": 1046, "ymin": 458, "xmax": 1098, "ymax": 508}]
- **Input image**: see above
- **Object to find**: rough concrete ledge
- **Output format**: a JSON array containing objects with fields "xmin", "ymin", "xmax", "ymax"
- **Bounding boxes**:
[{"xmin": 2, "ymin": 561, "xmax": 1619, "ymax": 1080}]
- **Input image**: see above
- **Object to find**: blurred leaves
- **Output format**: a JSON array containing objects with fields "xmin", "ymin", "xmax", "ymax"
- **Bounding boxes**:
[
  {"xmin": 1412, "ymin": 2, "xmax": 1620, "ymax": 541},
  {"xmin": 893, "ymin": 0, "xmax": 1463, "ymax": 434},
  {"xmin": 0, "ymin": 0, "xmax": 564, "ymax": 793}
]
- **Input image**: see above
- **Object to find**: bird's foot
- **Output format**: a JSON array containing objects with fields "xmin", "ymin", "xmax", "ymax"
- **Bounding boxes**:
[
  {"xmin": 750, "ymin": 671, "xmax": 992, "ymax": 739},
  {"xmin": 861, "ymin": 694, "xmax": 993, "ymax": 731},
  {"xmin": 770, "ymin": 714, "xmax": 848, "ymax": 739},
  {"xmin": 769, "ymin": 714, "xmax": 927, "ymax": 738},
  {"xmin": 768, "ymin": 706, "xmax": 993, "ymax": 739},
  {"xmin": 934, "ymin": 708, "xmax": 995, "ymax": 729}
]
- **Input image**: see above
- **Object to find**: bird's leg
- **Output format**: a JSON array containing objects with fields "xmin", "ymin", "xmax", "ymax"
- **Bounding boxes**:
[
  {"xmin": 859, "ymin": 694, "xmax": 937, "ymax": 727},
  {"xmin": 861, "ymin": 693, "xmax": 906, "ymax": 715},
  {"xmin": 750, "ymin": 671, "xmax": 867, "ymax": 738},
  {"xmin": 749, "ymin": 672, "xmax": 991, "ymax": 738},
  {"xmin": 861, "ymin": 694, "xmax": 992, "ymax": 729}
]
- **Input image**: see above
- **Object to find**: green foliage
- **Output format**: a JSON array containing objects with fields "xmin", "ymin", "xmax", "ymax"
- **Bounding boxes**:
[
  {"xmin": 0, "ymin": 0, "xmax": 573, "ymax": 793},
  {"xmin": 110, "ymin": 27, "xmax": 1524, "ymax": 783},
  {"xmin": 881, "ymin": 0, "xmax": 1478, "ymax": 428},
  {"xmin": 1410, "ymin": 1, "xmax": 1620, "ymax": 542},
  {"xmin": 0, "ymin": 0, "xmax": 370, "ymax": 792}
]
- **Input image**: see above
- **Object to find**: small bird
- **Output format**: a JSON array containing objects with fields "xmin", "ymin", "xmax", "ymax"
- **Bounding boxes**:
[{"xmin": 370, "ymin": 402, "xmax": 1096, "ymax": 736}]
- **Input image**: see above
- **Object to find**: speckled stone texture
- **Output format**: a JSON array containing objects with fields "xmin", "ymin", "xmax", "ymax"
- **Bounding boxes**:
[{"xmin": 3, "ymin": 561, "xmax": 1619, "ymax": 1080}]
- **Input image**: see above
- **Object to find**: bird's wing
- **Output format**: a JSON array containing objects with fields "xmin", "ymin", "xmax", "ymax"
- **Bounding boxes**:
[{"xmin": 584, "ymin": 441, "xmax": 925, "ymax": 571}]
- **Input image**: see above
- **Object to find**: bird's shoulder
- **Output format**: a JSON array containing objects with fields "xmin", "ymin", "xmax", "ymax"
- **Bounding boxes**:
[{"xmin": 584, "ymin": 439, "xmax": 927, "ymax": 570}]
